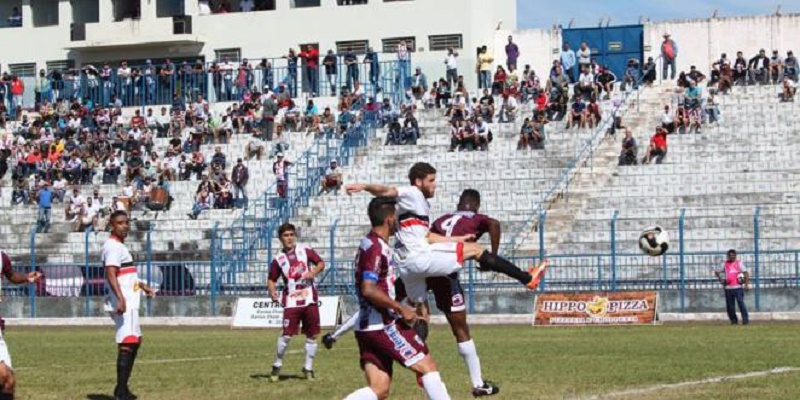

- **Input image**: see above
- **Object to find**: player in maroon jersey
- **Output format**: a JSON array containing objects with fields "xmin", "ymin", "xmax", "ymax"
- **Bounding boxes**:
[
  {"xmin": 0, "ymin": 251, "xmax": 42, "ymax": 400},
  {"xmin": 426, "ymin": 188, "xmax": 502, "ymax": 396},
  {"xmin": 344, "ymin": 196, "xmax": 451, "ymax": 400},
  {"xmin": 267, "ymin": 223, "xmax": 325, "ymax": 382}
]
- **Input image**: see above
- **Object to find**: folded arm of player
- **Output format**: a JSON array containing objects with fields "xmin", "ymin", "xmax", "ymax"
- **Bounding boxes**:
[
  {"xmin": 345, "ymin": 183, "xmax": 399, "ymax": 198},
  {"xmin": 3, "ymin": 268, "xmax": 42, "ymax": 285},
  {"xmin": 301, "ymin": 260, "xmax": 325, "ymax": 280},
  {"xmin": 487, "ymin": 218, "xmax": 502, "ymax": 255},
  {"xmin": 361, "ymin": 279, "xmax": 417, "ymax": 326}
]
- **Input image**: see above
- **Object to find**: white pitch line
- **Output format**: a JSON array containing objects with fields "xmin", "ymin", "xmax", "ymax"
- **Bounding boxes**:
[
  {"xmin": 14, "ymin": 347, "xmax": 355, "ymax": 371},
  {"xmin": 586, "ymin": 367, "xmax": 800, "ymax": 399}
]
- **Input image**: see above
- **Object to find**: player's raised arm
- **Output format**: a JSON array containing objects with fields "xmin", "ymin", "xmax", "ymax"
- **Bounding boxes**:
[
  {"xmin": 345, "ymin": 183, "xmax": 399, "ymax": 198},
  {"xmin": 2, "ymin": 253, "xmax": 41, "ymax": 285},
  {"xmin": 486, "ymin": 218, "xmax": 502, "ymax": 255}
]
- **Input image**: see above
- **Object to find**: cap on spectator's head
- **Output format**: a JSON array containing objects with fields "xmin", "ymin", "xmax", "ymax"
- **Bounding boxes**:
[
  {"xmin": 331, "ymin": 159, "xmax": 337, "ymax": 164},
  {"xmin": 416, "ymin": 66, "xmax": 421, "ymax": 70},
  {"xmin": 277, "ymin": 152, "xmax": 284, "ymax": 158}
]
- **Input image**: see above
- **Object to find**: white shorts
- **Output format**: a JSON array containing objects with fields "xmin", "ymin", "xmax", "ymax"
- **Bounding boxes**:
[
  {"xmin": 396, "ymin": 242, "xmax": 465, "ymax": 304},
  {"xmin": 0, "ymin": 332, "xmax": 12, "ymax": 369},
  {"xmin": 112, "ymin": 308, "xmax": 142, "ymax": 345}
]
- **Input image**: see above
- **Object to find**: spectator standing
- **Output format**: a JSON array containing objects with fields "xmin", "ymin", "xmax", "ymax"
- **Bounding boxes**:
[
  {"xmin": 344, "ymin": 48, "xmax": 359, "ymax": 91},
  {"xmin": 323, "ymin": 50, "xmax": 338, "ymax": 96},
  {"xmin": 262, "ymin": 92, "xmax": 277, "ymax": 141},
  {"xmin": 273, "ymin": 153, "xmax": 293, "ymax": 198},
  {"xmin": 661, "ymin": 33, "xmax": 678, "ymax": 80},
  {"xmin": 577, "ymin": 42, "xmax": 592, "ymax": 75},
  {"xmin": 560, "ymin": 43, "xmax": 577, "ymax": 83},
  {"xmin": 410, "ymin": 67, "xmax": 428, "ymax": 100},
  {"xmin": 364, "ymin": 47, "xmax": 381, "ymax": 94},
  {"xmin": 714, "ymin": 249, "xmax": 750, "ymax": 325},
  {"xmin": 397, "ymin": 40, "xmax": 411, "ymax": 91},
  {"xmin": 36, "ymin": 182, "xmax": 53, "ymax": 233},
  {"xmin": 285, "ymin": 49, "xmax": 299, "ymax": 97},
  {"xmin": 299, "ymin": 45, "xmax": 320, "ymax": 96},
  {"xmin": 444, "ymin": 48, "xmax": 459, "ymax": 89},
  {"xmin": 477, "ymin": 46, "xmax": 494, "ymax": 90},
  {"xmin": 505, "ymin": 36, "xmax": 520, "ymax": 71}
]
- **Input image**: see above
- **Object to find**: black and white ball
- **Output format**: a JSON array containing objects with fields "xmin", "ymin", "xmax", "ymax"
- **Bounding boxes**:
[
  {"xmin": 639, "ymin": 226, "xmax": 669, "ymax": 256},
  {"xmin": 736, "ymin": 272, "xmax": 746, "ymax": 284}
]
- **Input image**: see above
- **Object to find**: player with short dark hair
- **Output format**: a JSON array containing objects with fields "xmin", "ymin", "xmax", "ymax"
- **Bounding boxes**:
[
  {"xmin": 268, "ymin": 222, "xmax": 325, "ymax": 382},
  {"xmin": 343, "ymin": 197, "xmax": 451, "ymax": 400},
  {"xmin": 0, "ymin": 252, "xmax": 41, "ymax": 400},
  {"xmin": 345, "ymin": 162, "xmax": 547, "ymax": 311},
  {"xmin": 103, "ymin": 210, "xmax": 154, "ymax": 400}
]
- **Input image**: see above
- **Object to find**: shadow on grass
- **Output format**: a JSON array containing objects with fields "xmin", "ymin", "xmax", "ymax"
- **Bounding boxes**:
[
  {"xmin": 86, "ymin": 395, "xmax": 115, "ymax": 400},
  {"xmin": 250, "ymin": 373, "xmax": 304, "ymax": 381}
]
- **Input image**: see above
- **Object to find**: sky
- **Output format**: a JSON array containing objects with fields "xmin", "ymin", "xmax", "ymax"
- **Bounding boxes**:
[{"xmin": 517, "ymin": 0, "xmax": 800, "ymax": 29}]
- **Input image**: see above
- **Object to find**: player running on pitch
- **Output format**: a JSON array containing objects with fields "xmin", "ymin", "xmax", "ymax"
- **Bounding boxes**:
[
  {"xmin": 0, "ymin": 252, "xmax": 42, "ymax": 400},
  {"xmin": 103, "ymin": 210, "xmax": 155, "ymax": 400},
  {"xmin": 267, "ymin": 223, "xmax": 325, "ymax": 382},
  {"xmin": 345, "ymin": 162, "xmax": 547, "ymax": 312},
  {"xmin": 344, "ymin": 196, "xmax": 451, "ymax": 400}
]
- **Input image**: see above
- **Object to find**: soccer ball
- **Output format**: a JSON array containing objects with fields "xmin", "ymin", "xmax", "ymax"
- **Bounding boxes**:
[
  {"xmin": 639, "ymin": 226, "xmax": 669, "ymax": 256},
  {"xmin": 737, "ymin": 272, "xmax": 746, "ymax": 284}
]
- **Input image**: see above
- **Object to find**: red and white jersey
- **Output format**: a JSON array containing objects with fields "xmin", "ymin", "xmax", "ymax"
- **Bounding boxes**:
[
  {"xmin": 0, "ymin": 251, "xmax": 14, "ymax": 295},
  {"xmin": 268, "ymin": 244, "xmax": 322, "ymax": 309},
  {"xmin": 395, "ymin": 186, "xmax": 432, "ymax": 257},
  {"xmin": 102, "ymin": 236, "xmax": 141, "ymax": 310},
  {"xmin": 354, "ymin": 232, "xmax": 398, "ymax": 331}
]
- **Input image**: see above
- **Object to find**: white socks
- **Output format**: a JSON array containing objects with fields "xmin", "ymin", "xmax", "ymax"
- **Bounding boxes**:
[
  {"xmin": 332, "ymin": 312, "xmax": 360, "ymax": 340},
  {"xmin": 457, "ymin": 339, "xmax": 484, "ymax": 388},
  {"xmin": 344, "ymin": 387, "xmax": 379, "ymax": 400},
  {"xmin": 421, "ymin": 371, "xmax": 451, "ymax": 400},
  {"xmin": 304, "ymin": 339, "xmax": 318, "ymax": 371},
  {"xmin": 273, "ymin": 335, "xmax": 291, "ymax": 368}
]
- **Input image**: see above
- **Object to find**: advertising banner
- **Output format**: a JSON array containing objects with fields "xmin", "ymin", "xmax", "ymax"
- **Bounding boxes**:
[{"xmin": 533, "ymin": 291, "xmax": 658, "ymax": 326}]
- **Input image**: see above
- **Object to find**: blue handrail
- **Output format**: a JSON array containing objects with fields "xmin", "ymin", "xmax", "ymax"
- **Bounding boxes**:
[{"xmin": 83, "ymin": 225, "xmax": 94, "ymax": 316}]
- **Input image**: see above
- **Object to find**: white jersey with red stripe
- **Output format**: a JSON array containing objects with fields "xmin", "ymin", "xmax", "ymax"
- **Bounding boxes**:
[
  {"xmin": 102, "ymin": 237, "xmax": 141, "ymax": 310},
  {"xmin": 394, "ymin": 186, "xmax": 432, "ymax": 257}
]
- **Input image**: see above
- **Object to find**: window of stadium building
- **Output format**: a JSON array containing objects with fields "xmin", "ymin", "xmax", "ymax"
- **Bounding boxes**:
[
  {"xmin": 337, "ymin": 0, "xmax": 368, "ymax": 5},
  {"xmin": 9, "ymin": 63, "xmax": 36, "ymax": 77},
  {"xmin": 113, "ymin": 0, "xmax": 141, "ymax": 21},
  {"xmin": 429, "ymin": 34, "xmax": 463, "ymax": 51},
  {"xmin": 156, "ymin": 0, "xmax": 185, "ymax": 18},
  {"xmin": 336, "ymin": 40, "xmax": 369, "ymax": 55},
  {"xmin": 201, "ymin": 0, "xmax": 276, "ymax": 14},
  {"xmin": 31, "ymin": 0, "xmax": 59, "ymax": 27},
  {"xmin": 291, "ymin": 0, "xmax": 321, "ymax": 8},
  {"xmin": 3, "ymin": 2, "xmax": 22, "ymax": 28},
  {"xmin": 382, "ymin": 37, "xmax": 415, "ymax": 53}
]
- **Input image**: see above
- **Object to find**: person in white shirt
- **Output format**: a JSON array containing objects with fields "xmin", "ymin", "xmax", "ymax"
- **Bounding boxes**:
[
  {"xmin": 345, "ymin": 162, "xmax": 547, "ymax": 315},
  {"xmin": 499, "ymin": 94, "xmax": 518, "ymax": 123},
  {"xmin": 661, "ymin": 104, "xmax": 675, "ymax": 133},
  {"xmin": 66, "ymin": 187, "xmax": 86, "ymax": 221},
  {"xmin": 444, "ymin": 48, "xmax": 459, "ymax": 88},
  {"xmin": 198, "ymin": 0, "xmax": 211, "ymax": 15},
  {"xmin": 578, "ymin": 67, "xmax": 597, "ymax": 99},
  {"xmin": 117, "ymin": 61, "xmax": 132, "ymax": 103}
]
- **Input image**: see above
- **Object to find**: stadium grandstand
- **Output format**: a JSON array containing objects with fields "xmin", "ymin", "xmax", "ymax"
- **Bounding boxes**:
[{"xmin": 0, "ymin": 0, "xmax": 798, "ymax": 316}]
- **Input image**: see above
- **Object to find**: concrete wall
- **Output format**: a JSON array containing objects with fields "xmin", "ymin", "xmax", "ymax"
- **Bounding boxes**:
[
  {"xmin": 0, "ymin": 0, "xmax": 513, "ymax": 90},
  {"xmin": 493, "ymin": 13, "xmax": 800, "ymax": 80},
  {"xmin": 3, "ymin": 288, "xmax": 797, "ymax": 318}
]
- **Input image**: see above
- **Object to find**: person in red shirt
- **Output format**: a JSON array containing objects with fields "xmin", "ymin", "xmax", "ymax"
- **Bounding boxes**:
[
  {"xmin": 643, "ymin": 126, "xmax": 669, "ymax": 164},
  {"xmin": 299, "ymin": 45, "xmax": 320, "ymax": 96}
]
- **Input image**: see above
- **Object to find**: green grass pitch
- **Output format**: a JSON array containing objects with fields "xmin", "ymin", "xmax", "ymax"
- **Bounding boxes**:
[{"xmin": 8, "ymin": 323, "xmax": 800, "ymax": 399}]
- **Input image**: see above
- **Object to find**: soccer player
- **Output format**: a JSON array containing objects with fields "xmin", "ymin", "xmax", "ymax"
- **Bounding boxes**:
[
  {"xmin": 267, "ymin": 223, "xmax": 325, "ymax": 382},
  {"xmin": 0, "ymin": 252, "xmax": 42, "ymax": 400},
  {"xmin": 344, "ymin": 162, "xmax": 547, "ymax": 311},
  {"xmin": 103, "ymin": 210, "xmax": 154, "ymax": 400},
  {"xmin": 344, "ymin": 196, "xmax": 450, "ymax": 400}
]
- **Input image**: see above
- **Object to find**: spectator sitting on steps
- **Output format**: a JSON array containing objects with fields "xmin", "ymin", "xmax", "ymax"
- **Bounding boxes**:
[
  {"xmin": 642, "ymin": 126, "xmax": 669, "ymax": 165},
  {"xmin": 782, "ymin": 77, "xmax": 796, "ymax": 102},
  {"xmin": 518, "ymin": 117, "xmax": 544, "ymax": 150},
  {"xmin": 618, "ymin": 128, "xmax": 638, "ymax": 166}
]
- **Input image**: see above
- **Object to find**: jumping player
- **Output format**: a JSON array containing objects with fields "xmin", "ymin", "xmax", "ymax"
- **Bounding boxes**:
[
  {"xmin": 0, "ymin": 252, "xmax": 42, "ymax": 400},
  {"xmin": 267, "ymin": 223, "xmax": 325, "ymax": 382},
  {"xmin": 345, "ymin": 162, "xmax": 547, "ymax": 311},
  {"xmin": 103, "ymin": 210, "xmax": 154, "ymax": 400},
  {"xmin": 344, "ymin": 196, "xmax": 451, "ymax": 400}
]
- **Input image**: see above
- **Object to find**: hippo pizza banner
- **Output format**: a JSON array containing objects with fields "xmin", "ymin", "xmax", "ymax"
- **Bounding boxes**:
[{"xmin": 533, "ymin": 291, "xmax": 659, "ymax": 326}]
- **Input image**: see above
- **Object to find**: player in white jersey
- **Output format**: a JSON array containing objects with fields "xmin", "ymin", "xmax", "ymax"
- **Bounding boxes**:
[
  {"xmin": 0, "ymin": 252, "xmax": 42, "ymax": 400},
  {"xmin": 346, "ymin": 162, "xmax": 547, "ymax": 311},
  {"xmin": 103, "ymin": 210, "xmax": 154, "ymax": 400}
]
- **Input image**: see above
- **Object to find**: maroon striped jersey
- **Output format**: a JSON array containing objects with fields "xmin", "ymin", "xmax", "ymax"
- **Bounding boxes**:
[{"xmin": 431, "ymin": 211, "xmax": 491, "ymax": 239}]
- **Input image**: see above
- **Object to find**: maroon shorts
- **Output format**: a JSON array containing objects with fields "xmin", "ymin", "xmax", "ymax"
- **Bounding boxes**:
[
  {"xmin": 355, "ymin": 323, "xmax": 429, "ymax": 376},
  {"xmin": 282, "ymin": 304, "xmax": 320, "ymax": 338},
  {"xmin": 395, "ymin": 274, "xmax": 466, "ymax": 314},
  {"xmin": 426, "ymin": 273, "xmax": 466, "ymax": 314}
]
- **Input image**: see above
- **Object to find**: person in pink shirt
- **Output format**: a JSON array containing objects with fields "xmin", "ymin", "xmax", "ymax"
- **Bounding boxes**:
[{"xmin": 714, "ymin": 249, "xmax": 750, "ymax": 325}]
